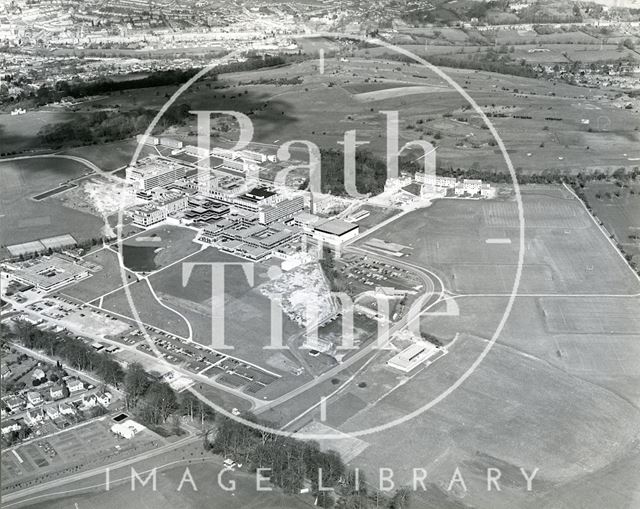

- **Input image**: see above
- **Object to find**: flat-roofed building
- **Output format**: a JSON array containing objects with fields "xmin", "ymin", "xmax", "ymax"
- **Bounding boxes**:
[
  {"xmin": 159, "ymin": 137, "xmax": 183, "ymax": 149},
  {"xmin": 387, "ymin": 342, "xmax": 438, "ymax": 373},
  {"xmin": 131, "ymin": 204, "xmax": 165, "ymax": 227},
  {"xmin": 156, "ymin": 192, "xmax": 188, "ymax": 215},
  {"xmin": 136, "ymin": 134, "xmax": 159, "ymax": 146},
  {"xmin": 291, "ymin": 212, "xmax": 321, "ymax": 232},
  {"xmin": 7, "ymin": 254, "xmax": 90, "ymax": 291},
  {"xmin": 233, "ymin": 186, "xmax": 278, "ymax": 213},
  {"xmin": 258, "ymin": 195, "xmax": 304, "ymax": 224},
  {"xmin": 456, "ymin": 178, "xmax": 482, "ymax": 196},
  {"xmin": 111, "ymin": 419, "xmax": 145, "ymax": 439},
  {"xmin": 220, "ymin": 158, "xmax": 246, "ymax": 172},
  {"xmin": 313, "ymin": 218, "xmax": 359, "ymax": 246},
  {"xmin": 184, "ymin": 145, "xmax": 210, "ymax": 158},
  {"xmin": 126, "ymin": 157, "xmax": 187, "ymax": 191},
  {"xmin": 416, "ymin": 173, "xmax": 456, "ymax": 189}
]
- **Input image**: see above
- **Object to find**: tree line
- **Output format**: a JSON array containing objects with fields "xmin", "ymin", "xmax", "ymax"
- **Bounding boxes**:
[
  {"xmin": 4, "ymin": 54, "xmax": 300, "ymax": 107},
  {"xmin": 206, "ymin": 415, "xmax": 412, "ymax": 508},
  {"xmin": 402, "ymin": 158, "xmax": 640, "ymax": 186},
  {"xmin": 37, "ymin": 102, "xmax": 191, "ymax": 149},
  {"xmin": 8, "ymin": 322, "xmax": 413, "ymax": 506},
  {"xmin": 380, "ymin": 51, "xmax": 538, "ymax": 79},
  {"xmin": 7, "ymin": 322, "xmax": 211, "ymax": 427},
  {"xmin": 316, "ymin": 148, "xmax": 388, "ymax": 197}
]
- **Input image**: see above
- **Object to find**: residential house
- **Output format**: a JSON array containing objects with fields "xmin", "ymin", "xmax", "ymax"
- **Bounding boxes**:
[
  {"xmin": 24, "ymin": 408, "xmax": 44, "ymax": 426},
  {"xmin": 97, "ymin": 392, "xmax": 112, "ymax": 407},
  {"xmin": 67, "ymin": 379, "xmax": 84, "ymax": 394},
  {"xmin": 31, "ymin": 368, "xmax": 46, "ymax": 383},
  {"xmin": 58, "ymin": 402, "xmax": 75, "ymax": 416},
  {"xmin": 1, "ymin": 363, "xmax": 11, "ymax": 380},
  {"xmin": 1, "ymin": 419, "xmax": 20, "ymax": 435},
  {"xmin": 45, "ymin": 406, "xmax": 60, "ymax": 420},
  {"xmin": 50, "ymin": 385, "xmax": 64, "ymax": 400},
  {"xmin": 4, "ymin": 396, "xmax": 24, "ymax": 412},
  {"xmin": 26, "ymin": 391, "xmax": 43, "ymax": 406},
  {"xmin": 81, "ymin": 394, "xmax": 98, "ymax": 409}
]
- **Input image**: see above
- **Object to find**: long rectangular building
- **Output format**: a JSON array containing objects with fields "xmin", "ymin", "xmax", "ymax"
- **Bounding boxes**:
[
  {"xmin": 126, "ymin": 157, "xmax": 187, "ymax": 191},
  {"xmin": 258, "ymin": 196, "xmax": 304, "ymax": 225}
]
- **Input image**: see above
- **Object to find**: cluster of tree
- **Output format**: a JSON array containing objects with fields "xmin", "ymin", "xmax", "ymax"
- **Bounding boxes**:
[
  {"xmin": 4, "ymin": 55, "xmax": 300, "ymax": 107},
  {"xmin": 379, "ymin": 51, "xmax": 537, "ymax": 79},
  {"xmin": 207, "ymin": 416, "xmax": 412, "ymax": 508},
  {"xmin": 403, "ymin": 158, "xmax": 639, "ymax": 186},
  {"xmin": 37, "ymin": 103, "xmax": 191, "ymax": 149},
  {"xmin": 420, "ymin": 332, "xmax": 444, "ymax": 348},
  {"xmin": 8, "ymin": 322, "xmax": 213, "ymax": 428},
  {"xmin": 319, "ymin": 247, "xmax": 347, "ymax": 293},
  {"xmin": 242, "ymin": 76, "xmax": 303, "ymax": 86},
  {"xmin": 3, "ymin": 424, "xmax": 32, "ymax": 447},
  {"xmin": 122, "ymin": 362, "xmax": 177, "ymax": 425},
  {"xmin": 14, "ymin": 322, "xmax": 124, "ymax": 386},
  {"xmin": 122, "ymin": 363, "xmax": 215, "ymax": 427},
  {"xmin": 318, "ymin": 148, "xmax": 387, "ymax": 197}
]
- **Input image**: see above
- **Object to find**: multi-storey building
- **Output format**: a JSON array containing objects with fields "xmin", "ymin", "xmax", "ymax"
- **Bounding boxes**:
[
  {"xmin": 131, "ymin": 204, "xmax": 165, "ymax": 226},
  {"xmin": 258, "ymin": 195, "xmax": 304, "ymax": 224},
  {"xmin": 126, "ymin": 157, "xmax": 187, "ymax": 191}
]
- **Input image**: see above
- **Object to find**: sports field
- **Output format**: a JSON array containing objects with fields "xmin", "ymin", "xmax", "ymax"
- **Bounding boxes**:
[{"xmin": 1, "ymin": 418, "xmax": 157, "ymax": 493}]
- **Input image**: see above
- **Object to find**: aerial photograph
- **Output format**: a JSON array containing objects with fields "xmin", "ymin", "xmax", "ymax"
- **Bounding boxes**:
[{"xmin": 0, "ymin": 0, "xmax": 638, "ymax": 508}]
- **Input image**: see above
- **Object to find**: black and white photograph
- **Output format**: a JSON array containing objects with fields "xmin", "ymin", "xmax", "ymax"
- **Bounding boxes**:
[{"xmin": 0, "ymin": 1, "xmax": 639, "ymax": 507}]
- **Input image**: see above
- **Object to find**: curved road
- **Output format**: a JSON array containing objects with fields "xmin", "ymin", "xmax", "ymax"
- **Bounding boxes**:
[{"xmin": 254, "ymin": 244, "xmax": 444, "ymax": 415}]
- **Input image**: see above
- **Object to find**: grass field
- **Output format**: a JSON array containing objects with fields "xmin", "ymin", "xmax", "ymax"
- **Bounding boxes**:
[
  {"xmin": 0, "ymin": 157, "xmax": 104, "ymax": 248},
  {"xmin": 356, "ymin": 185, "xmax": 639, "ymax": 295},
  {"xmin": 0, "ymin": 110, "xmax": 75, "ymax": 154},
  {"xmin": 122, "ymin": 225, "xmax": 201, "ymax": 271},
  {"xmin": 21, "ymin": 443, "xmax": 312, "ymax": 509},
  {"xmin": 60, "ymin": 139, "xmax": 158, "ymax": 172},
  {"xmin": 148, "ymin": 248, "xmax": 303, "ymax": 371},
  {"xmin": 57, "ymin": 54, "xmax": 639, "ymax": 178},
  {"xmin": 101, "ymin": 278, "xmax": 191, "ymax": 339},
  {"xmin": 62, "ymin": 249, "xmax": 136, "ymax": 303},
  {"xmin": 276, "ymin": 183, "xmax": 640, "ymax": 508},
  {"xmin": 582, "ymin": 182, "xmax": 640, "ymax": 263},
  {"xmin": 1, "ymin": 418, "xmax": 158, "ymax": 492},
  {"xmin": 98, "ymin": 247, "xmax": 303, "ymax": 373}
]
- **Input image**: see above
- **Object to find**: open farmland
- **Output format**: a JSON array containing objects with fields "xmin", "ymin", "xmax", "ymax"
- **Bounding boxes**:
[
  {"xmin": 59, "ymin": 139, "xmax": 157, "ymax": 172},
  {"xmin": 582, "ymin": 182, "xmax": 640, "ymax": 262},
  {"xmin": 296, "ymin": 185, "xmax": 640, "ymax": 509},
  {"xmin": 0, "ymin": 110, "xmax": 76, "ymax": 155},
  {"xmin": 65, "ymin": 55, "xmax": 639, "ymax": 178},
  {"xmin": 331, "ymin": 327, "xmax": 640, "ymax": 508},
  {"xmin": 356, "ymin": 185, "xmax": 639, "ymax": 295},
  {"xmin": 0, "ymin": 157, "xmax": 104, "ymax": 249}
]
